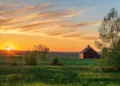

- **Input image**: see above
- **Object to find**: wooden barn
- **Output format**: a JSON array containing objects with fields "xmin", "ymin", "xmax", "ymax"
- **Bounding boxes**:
[{"xmin": 79, "ymin": 45, "xmax": 99, "ymax": 59}]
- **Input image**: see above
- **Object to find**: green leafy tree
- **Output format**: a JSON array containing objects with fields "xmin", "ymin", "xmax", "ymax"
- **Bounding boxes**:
[
  {"xmin": 24, "ymin": 51, "xmax": 37, "ymax": 65},
  {"xmin": 95, "ymin": 8, "xmax": 120, "ymax": 70},
  {"xmin": 95, "ymin": 8, "xmax": 120, "ymax": 50},
  {"xmin": 35, "ymin": 44, "xmax": 49, "ymax": 58},
  {"xmin": 108, "ymin": 40, "xmax": 120, "ymax": 69}
]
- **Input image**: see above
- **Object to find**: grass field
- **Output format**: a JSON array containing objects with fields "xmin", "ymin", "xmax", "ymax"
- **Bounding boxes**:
[{"xmin": 0, "ymin": 57, "xmax": 120, "ymax": 86}]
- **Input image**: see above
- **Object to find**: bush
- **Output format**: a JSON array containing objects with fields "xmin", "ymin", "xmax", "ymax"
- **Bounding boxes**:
[
  {"xmin": 6, "ymin": 56, "xmax": 16, "ymax": 65},
  {"xmin": 102, "ymin": 66, "xmax": 119, "ymax": 72},
  {"xmin": 9, "ymin": 62, "xmax": 18, "ymax": 66},
  {"xmin": 106, "ymin": 40, "xmax": 120, "ymax": 69},
  {"xmin": 50, "ymin": 57, "xmax": 62, "ymax": 66},
  {"xmin": 100, "ymin": 40, "xmax": 120, "ymax": 70},
  {"xmin": 24, "ymin": 51, "xmax": 37, "ymax": 65}
]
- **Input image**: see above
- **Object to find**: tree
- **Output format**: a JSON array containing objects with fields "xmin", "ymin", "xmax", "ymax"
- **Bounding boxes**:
[
  {"xmin": 108, "ymin": 40, "xmax": 120, "ymax": 69},
  {"xmin": 35, "ymin": 44, "xmax": 49, "ymax": 58},
  {"xmin": 24, "ymin": 50, "xmax": 38, "ymax": 65},
  {"xmin": 24, "ymin": 44, "xmax": 49, "ymax": 65},
  {"xmin": 95, "ymin": 8, "xmax": 120, "ymax": 70},
  {"xmin": 95, "ymin": 8, "xmax": 120, "ymax": 50}
]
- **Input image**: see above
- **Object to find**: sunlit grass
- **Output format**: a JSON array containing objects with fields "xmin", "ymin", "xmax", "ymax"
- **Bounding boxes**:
[{"xmin": 0, "ymin": 57, "xmax": 120, "ymax": 86}]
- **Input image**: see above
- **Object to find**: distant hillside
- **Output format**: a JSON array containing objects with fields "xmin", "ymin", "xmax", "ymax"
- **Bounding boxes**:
[
  {"xmin": 0, "ymin": 50, "xmax": 101, "ymax": 59},
  {"xmin": 47, "ymin": 52, "xmax": 79, "ymax": 58},
  {"xmin": 0, "ymin": 50, "xmax": 79, "ymax": 58}
]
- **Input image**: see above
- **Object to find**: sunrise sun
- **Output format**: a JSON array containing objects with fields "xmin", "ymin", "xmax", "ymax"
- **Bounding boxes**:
[{"xmin": 4, "ymin": 45, "xmax": 15, "ymax": 51}]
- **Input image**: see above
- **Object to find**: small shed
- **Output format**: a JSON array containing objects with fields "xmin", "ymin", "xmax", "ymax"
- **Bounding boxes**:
[{"xmin": 79, "ymin": 45, "xmax": 99, "ymax": 59}]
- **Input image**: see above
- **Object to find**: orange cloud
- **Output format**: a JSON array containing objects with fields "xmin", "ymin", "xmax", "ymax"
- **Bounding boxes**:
[
  {"xmin": 0, "ymin": 2, "xmax": 20, "ymax": 11},
  {"xmin": 79, "ymin": 34, "xmax": 99, "ymax": 40},
  {"xmin": 63, "ymin": 32, "xmax": 82, "ymax": 37},
  {"xmin": 0, "ymin": 1, "xmax": 99, "ymax": 41},
  {"xmin": 47, "ymin": 29, "xmax": 76, "ymax": 36}
]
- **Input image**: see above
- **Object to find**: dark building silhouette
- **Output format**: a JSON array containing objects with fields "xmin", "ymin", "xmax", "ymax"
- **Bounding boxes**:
[{"xmin": 79, "ymin": 45, "xmax": 99, "ymax": 59}]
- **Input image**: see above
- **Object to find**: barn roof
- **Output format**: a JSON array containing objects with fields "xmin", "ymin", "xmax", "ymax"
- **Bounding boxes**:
[
  {"xmin": 80, "ymin": 45, "xmax": 97, "ymax": 54},
  {"xmin": 80, "ymin": 47, "xmax": 91, "ymax": 53}
]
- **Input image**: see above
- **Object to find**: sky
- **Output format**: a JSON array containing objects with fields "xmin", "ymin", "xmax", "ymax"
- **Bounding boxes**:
[{"xmin": 0, "ymin": 0, "xmax": 120, "ymax": 52}]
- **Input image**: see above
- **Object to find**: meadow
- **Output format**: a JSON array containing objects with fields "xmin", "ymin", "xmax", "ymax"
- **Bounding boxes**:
[{"xmin": 0, "ymin": 56, "xmax": 120, "ymax": 86}]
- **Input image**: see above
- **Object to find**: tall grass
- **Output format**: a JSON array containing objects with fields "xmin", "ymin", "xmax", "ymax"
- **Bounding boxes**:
[{"xmin": 0, "ymin": 58, "xmax": 120, "ymax": 86}]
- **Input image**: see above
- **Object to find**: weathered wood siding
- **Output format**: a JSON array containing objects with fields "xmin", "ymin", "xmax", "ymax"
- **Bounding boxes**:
[{"xmin": 83, "ymin": 48, "xmax": 98, "ymax": 59}]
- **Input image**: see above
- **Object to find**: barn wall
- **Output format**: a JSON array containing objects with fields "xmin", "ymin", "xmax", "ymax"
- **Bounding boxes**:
[
  {"xmin": 83, "ymin": 48, "xmax": 98, "ymax": 59},
  {"xmin": 79, "ymin": 53, "xmax": 83, "ymax": 59}
]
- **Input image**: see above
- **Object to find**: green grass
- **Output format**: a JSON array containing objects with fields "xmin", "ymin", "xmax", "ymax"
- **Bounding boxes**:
[{"xmin": 0, "ymin": 57, "xmax": 120, "ymax": 86}]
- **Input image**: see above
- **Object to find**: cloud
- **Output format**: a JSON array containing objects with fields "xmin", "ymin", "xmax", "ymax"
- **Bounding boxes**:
[
  {"xmin": 44, "ymin": 22, "xmax": 100, "ymax": 37},
  {"xmin": 0, "ymin": 18, "xmax": 13, "ymax": 24},
  {"xmin": 62, "ymin": 31, "xmax": 98, "ymax": 41},
  {"xmin": 47, "ymin": 29, "xmax": 76, "ymax": 36},
  {"xmin": 18, "ymin": 21, "xmax": 100, "ymax": 32},
  {"xmin": 0, "ymin": 1, "xmax": 99, "ymax": 41},
  {"xmin": 0, "ymin": 2, "xmax": 20, "ymax": 12},
  {"xmin": 35, "ymin": 9, "xmax": 85, "ymax": 19},
  {"xmin": 81, "ymin": 35, "xmax": 98, "ymax": 40},
  {"xmin": 0, "ymin": 3, "xmax": 54, "ymax": 17},
  {"xmin": 63, "ymin": 32, "xmax": 82, "ymax": 37}
]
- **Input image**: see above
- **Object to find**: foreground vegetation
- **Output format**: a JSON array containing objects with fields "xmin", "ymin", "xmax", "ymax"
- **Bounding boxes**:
[{"xmin": 0, "ymin": 57, "xmax": 120, "ymax": 86}]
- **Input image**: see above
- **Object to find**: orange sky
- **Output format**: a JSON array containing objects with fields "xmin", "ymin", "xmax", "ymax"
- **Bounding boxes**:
[
  {"xmin": 0, "ymin": 0, "xmax": 101, "ymax": 52},
  {"xmin": 0, "ymin": 34, "xmax": 99, "ymax": 52},
  {"xmin": 1, "ymin": 0, "xmax": 120, "ymax": 52}
]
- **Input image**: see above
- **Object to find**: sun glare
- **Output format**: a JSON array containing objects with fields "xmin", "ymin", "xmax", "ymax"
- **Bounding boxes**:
[{"xmin": 5, "ymin": 46, "xmax": 15, "ymax": 51}]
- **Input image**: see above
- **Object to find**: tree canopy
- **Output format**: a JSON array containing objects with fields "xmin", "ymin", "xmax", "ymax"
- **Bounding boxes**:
[
  {"xmin": 96, "ymin": 8, "xmax": 120, "ymax": 70},
  {"xmin": 95, "ymin": 8, "xmax": 120, "ymax": 49}
]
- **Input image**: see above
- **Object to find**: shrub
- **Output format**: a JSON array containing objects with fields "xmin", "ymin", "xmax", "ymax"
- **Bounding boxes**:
[
  {"xmin": 6, "ymin": 56, "xmax": 16, "ymax": 66},
  {"xmin": 24, "ymin": 51, "xmax": 37, "ymax": 65},
  {"xmin": 50, "ymin": 57, "xmax": 62, "ymax": 66},
  {"xmin": 102, "ymin": 66, "xmax": 119, "ymax": 72},
  {"xmin": 9, "ymin": 62, "xmax": 18, "ymax": 66},
  {"xmin": 107, "ymin": 40, "xmax": 120, "ymax": 69}
]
